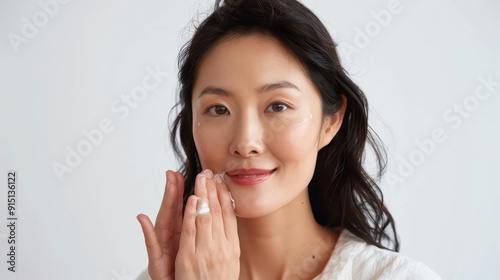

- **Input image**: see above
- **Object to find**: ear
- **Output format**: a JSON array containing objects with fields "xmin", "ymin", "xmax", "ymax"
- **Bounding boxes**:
[{"xmin": 318, "ymin": 95, "xmax": 347, "ymax": 150}]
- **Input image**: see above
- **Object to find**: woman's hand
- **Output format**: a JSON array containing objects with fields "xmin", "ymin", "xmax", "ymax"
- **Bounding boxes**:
[
  {"xmin": 175, "ymin": 169, "xmax": 240, "ymax": 280},
  {"xmin": 137, "ymin": 170, "xmax": 185, "ymax": 280}
]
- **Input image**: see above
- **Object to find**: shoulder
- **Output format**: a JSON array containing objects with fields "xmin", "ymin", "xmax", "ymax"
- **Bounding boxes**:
[{"xmin": 315, "ymin": 229, "xmax": 442, "ymax": 280}]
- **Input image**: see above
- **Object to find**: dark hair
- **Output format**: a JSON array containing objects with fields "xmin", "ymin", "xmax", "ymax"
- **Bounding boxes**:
[{"xmin": 170, "ymin": 0, "xmax": 399, "ymax": 251}]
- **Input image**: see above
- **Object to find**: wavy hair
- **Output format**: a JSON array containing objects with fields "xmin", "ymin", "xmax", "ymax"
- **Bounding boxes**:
[{"xmin": 170, "ymin": 0, "xmax": 399, "ymax": 251}]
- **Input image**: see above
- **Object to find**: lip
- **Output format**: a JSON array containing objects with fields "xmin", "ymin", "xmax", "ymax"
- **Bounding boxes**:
[{"xmin": 225, "ymin": 168, "xmax": 276, "ymax": 186}]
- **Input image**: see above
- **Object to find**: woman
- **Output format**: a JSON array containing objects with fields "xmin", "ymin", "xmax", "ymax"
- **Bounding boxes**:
[{"xmin": 137, "ymin": 0, "xmax": 441, "ymax": 279}]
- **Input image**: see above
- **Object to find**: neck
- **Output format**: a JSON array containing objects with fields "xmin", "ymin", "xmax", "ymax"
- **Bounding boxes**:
[{"xmin": 237, "ymin": 189, "xmax": 340, "ymax": 280}]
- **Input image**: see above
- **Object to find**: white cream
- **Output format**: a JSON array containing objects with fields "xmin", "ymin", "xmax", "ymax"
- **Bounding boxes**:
[
  {"xmin": 228, "ymin": 191, "xmax": 236, "ymax": 210},
  {"xmin": 217, "ymin": 172, "xmax": 235, "ymax": 210},
  {"xmin": 196, "ymin": 197, "xmax": 210, "ymax": 215}
]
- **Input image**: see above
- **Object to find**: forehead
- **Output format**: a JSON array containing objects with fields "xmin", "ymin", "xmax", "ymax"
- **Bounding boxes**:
[
  {"xmin": 193, "ymin": 33, "xmax": 315, "ymax": 96},
  {"xmin": 199, "ymin": 33, "xmax": 299, "ymax": 68}
]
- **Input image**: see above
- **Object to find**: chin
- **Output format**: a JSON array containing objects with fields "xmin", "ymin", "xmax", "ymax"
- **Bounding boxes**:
[
  {"xmin": 232, "ymin": 201, "xmax": 280, "ymax": 219},
  {"xmin": 235, "ymin": 211, "xmax": 269, "ymax": 219},
  {"xmin": 233, "ymin": 205, "xmax": 262, "ymax": 218}
]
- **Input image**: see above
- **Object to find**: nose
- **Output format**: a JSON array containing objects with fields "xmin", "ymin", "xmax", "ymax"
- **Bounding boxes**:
[{"xmin": 229, "ymin": 113, "xmax": 265, "ymax": 158}]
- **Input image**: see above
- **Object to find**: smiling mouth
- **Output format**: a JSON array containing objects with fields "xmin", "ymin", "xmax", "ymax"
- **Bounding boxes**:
[{"xmin": 225, "ymin": 168, "xmax": 276, "ymax": 186}]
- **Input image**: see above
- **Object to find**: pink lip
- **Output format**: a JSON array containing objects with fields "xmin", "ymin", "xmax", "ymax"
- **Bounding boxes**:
[{"xmin": 225, "ymin": 168, "xmax": 275, "ymax": 186}]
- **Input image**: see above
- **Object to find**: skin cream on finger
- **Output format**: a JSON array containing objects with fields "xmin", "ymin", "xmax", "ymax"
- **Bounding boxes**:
[
  {"xmin": 196, "ymin": 197, "xmax": 210, "ymax": 215},
  {"xmin": 229, "ymin": 191, "xmax": 236, "ymax": 210},
  {"xmin": 217, "ymin": 172, "xmax": 236, "ymax": 210}
]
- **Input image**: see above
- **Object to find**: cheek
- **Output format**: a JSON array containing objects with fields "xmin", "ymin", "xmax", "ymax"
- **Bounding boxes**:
[
  {"xmin": 193, "ymin": 120, "xmax": 228, "ymax": 173},
  {"xmin": 266, "ymin": 113, "xmax": 319, "ymax": 161}
]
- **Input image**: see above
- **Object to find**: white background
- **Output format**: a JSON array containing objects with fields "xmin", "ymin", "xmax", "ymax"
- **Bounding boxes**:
[{"xmin": 0, "ymin": 0, "xmax": 499, "ymax": 279}]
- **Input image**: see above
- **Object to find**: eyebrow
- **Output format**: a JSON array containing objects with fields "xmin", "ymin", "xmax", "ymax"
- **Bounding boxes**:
[{"xmin": 197, "ymin": 80, "xmax": 301, "ymax": 98}]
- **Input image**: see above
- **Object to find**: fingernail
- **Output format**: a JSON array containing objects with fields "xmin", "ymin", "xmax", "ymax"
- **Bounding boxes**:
[
  {"xmin": 196, "ymin": 197, "xmax": 210, "ymax": 215},
  {"xmin": 215, "ymin": 174, "xmax": 223, "ymax": 183},
  {"xmin": 204, "ymin": 169, "xmax": 213, "ymax": 179},
  {"xmin": 198, "ymin": 173, "xmax": 206, "ymax": 185}
]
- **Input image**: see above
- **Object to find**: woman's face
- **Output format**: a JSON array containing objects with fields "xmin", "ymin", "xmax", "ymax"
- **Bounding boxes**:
[{"xmin": 192, "ymin": 33, "xmax": 342, "ymax": 218}]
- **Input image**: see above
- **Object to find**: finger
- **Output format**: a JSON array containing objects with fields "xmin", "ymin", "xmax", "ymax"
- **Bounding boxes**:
[
  {"xmin": 179, "ymin": 195, "xmax": 197, "ymax": 254},
  {"xmin": 155, "ymin": 171, "xmax": 182, "ymax": 248},
  {"xmin": 137, "ymin": 214, "xmax": 164, "ymax": 265},
  {"xmin": 174, "ymin": 171, "xmax": 185, "ymax": 229},
  {"xmin": 215, "ymin": 174, "xmax": 238, "ymax": 241},
  {"xmin": 195, "ymin": 170, "xmax": 209, "ymax": 202},
  {"xmin": 195, "ymin": 172, "xmax": 213, "ymax": 245},
  {"xmin": 206, "ymin": 172, "xmax": 225, "ymax": 238}
]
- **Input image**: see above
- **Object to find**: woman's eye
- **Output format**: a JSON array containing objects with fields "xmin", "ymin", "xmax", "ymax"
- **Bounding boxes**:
[
  {"xmin": 207, "ymin": 105, "xmax": 229, "ymax": 115},
  {"xmin": 266, "ymin": 103, "xmax": 289, "ymax": 113}
]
